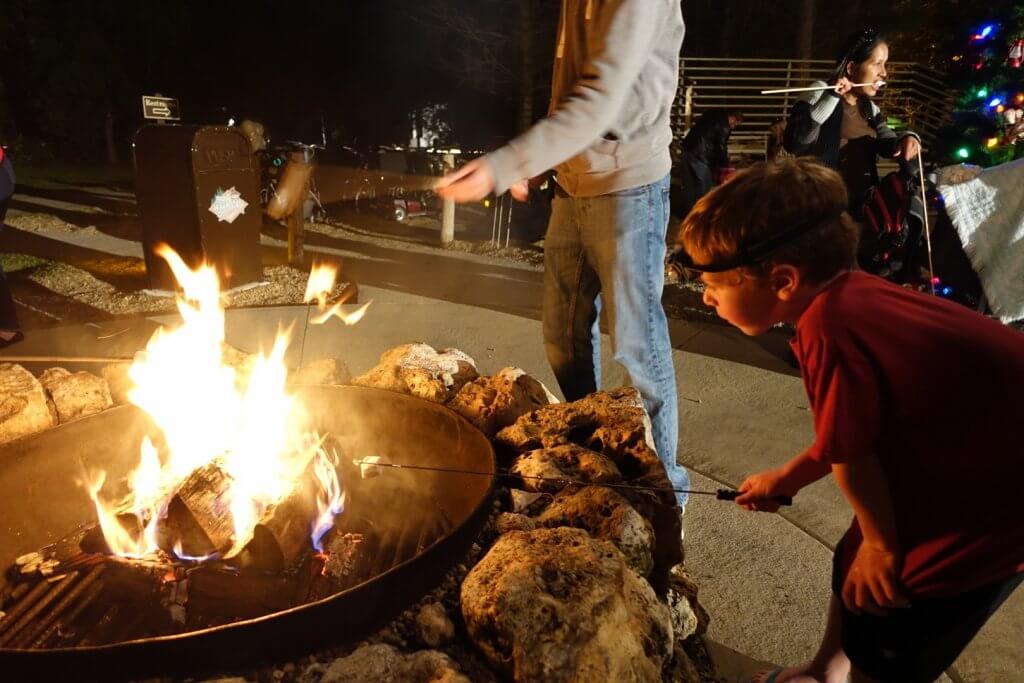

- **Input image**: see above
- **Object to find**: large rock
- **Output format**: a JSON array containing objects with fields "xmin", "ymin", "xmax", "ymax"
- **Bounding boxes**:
[
  {"xmin": 510, "ymin": 444, "xmax": 621, "ymax": 493},
  {"xmin": 38, "ymin": 367, "xmax": 113, "ymax": 423},
  {"xmin": 0, "ymin": 363, "xmax": 58, "ymax": 443},
  {"xmin": 668, "ymin": 565, "xmax": 709, "ymax": 639},
  {"xmin": 288, "ymin": 358, "xmax": 351, "ymax": 386},
  {"xmin": 461, "ymin": 527, "xmax": 672, "ymax": 682},
  {"xmin": 321, "ymin": 643, "xmax": 469, "ymax": 683},
  {"xmin": 496, "ymin": 388, "xmax": 662, "ymax": 479},
  {"xmin": 497, "ymin": 389, "xmax": 683, "ymax": 590},
  {"xmin": 101, "ymin": 362, "xmax": 133, "ymax": 405},
  {"xmin": 447, "ymin": 367, "xmax": 556, "ymax": 437},
  {"xmin": 354, "ymin": 344, "xmax": 478, "ymax": 403},
  {"xmin": 536, "ymin": 486, "xmax": 655, "ymax": 576}
]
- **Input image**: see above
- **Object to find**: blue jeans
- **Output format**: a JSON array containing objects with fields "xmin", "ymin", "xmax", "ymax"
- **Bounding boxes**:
[{"xmin": 542, "ymin": 174, "xmax": 688, "ymax": 505}]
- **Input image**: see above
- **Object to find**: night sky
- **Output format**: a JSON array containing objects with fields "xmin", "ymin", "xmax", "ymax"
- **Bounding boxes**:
[{"xmin": 0, "ymin": 1, "xmax": 1005, "ymax": 162}]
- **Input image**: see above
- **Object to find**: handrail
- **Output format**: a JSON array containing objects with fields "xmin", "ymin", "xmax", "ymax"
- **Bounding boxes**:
[{"xmin": 672, "ymin": 57, "xmax": 954, "ymax": 160}]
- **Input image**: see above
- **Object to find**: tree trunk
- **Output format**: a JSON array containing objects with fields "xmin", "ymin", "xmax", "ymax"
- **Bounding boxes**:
[
  {"xmin": 105, "ymin": 109, "xmax": 118, "ymax": 164},
  {"xmin": 797, "ymin": 0, "xmax": 815, "ymax": 61},
  {"xmin": 517, "ymin": 0, "xmax": 535, "ymax": 133}
]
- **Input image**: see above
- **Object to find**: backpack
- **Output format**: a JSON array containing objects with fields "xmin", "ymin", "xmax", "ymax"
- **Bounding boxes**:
[{"xmin": 859, "ymin": 169, "xmax": 924, "ymax": 283}]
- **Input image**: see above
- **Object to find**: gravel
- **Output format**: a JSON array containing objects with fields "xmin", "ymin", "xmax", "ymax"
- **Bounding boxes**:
[{"xmin": 14, "ymin": 257, "xmax": 351, "ymax": 316}]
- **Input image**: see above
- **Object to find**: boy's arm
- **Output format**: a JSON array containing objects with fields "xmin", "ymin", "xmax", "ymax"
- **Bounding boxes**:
[
  {"xmin": 832, "ymin": 456, "xmax": 909, "ymax": 615},
  {"xmin": 735, "ymin": 446, "xmax": 831, "ymax": 511}
]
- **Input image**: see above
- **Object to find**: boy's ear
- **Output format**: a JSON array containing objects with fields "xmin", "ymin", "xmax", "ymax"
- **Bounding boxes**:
[{"xmin": 770, "ymin": 264, "xmax": 802, "ymax": 301}]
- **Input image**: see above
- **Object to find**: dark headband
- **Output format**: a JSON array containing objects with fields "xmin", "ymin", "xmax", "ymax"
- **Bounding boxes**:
[{"xmin": 672, "ymin": 209, "xmax": 845, "ymax": 274}]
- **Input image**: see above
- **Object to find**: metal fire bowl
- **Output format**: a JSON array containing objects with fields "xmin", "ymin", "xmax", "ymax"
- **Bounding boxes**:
[{"xmin": 0, "ymin": 385, "xmax": 495, "ymax": 681}]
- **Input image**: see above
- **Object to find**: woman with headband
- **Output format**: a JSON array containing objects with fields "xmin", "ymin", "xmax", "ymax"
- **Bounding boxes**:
[{"xmin": 784, "ymin": 29, "xmax": 920, "ymax": 219}]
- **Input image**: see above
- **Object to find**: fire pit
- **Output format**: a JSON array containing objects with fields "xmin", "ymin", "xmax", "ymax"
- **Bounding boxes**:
[{"xmin": 0, "ymin": 384, "xmax": 495, "ymax": 681}]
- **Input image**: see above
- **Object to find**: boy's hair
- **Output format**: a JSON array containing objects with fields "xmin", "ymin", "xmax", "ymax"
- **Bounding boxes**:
[{"xmin": 678, "ymin": 158, "xmax": 859, "ymax": 284}]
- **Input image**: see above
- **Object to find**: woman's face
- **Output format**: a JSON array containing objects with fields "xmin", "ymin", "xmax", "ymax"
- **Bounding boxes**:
[{"xmin": 848, "ymin": 42, "xmax": 889, "ymax": 97}]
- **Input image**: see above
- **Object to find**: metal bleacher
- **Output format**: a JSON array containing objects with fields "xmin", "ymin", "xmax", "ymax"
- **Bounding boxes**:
[{"xmin": 671, "ymin": 58, "xmax": 956, "ymax": 164}]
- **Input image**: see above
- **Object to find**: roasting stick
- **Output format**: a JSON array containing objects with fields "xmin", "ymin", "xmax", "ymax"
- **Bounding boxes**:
[
  {"xmin": 352, "ymin": 459, "xmax": 793, "ymax": 506},
  {"xmin": 917, "ymin": 151, "xmax": 937, "ymax": 295},
  {"xmin": 760, "ymin": 79, "xmax": 885, "ymax": 94}
]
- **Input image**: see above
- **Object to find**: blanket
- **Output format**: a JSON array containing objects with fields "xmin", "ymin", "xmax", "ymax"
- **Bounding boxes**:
[{"xmin": 938, "ymin": 158, "xmax": 1024, "ymax": 323}]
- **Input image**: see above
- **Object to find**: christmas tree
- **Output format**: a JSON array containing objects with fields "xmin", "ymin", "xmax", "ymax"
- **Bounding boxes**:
[{"xmin": 937, "ymin": 7, "xmax": 1024, "ymax": 166}]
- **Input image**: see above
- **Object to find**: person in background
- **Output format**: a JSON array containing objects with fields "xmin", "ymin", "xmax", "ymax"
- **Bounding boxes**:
[
  {"xmin": 677, "ymin": 158, "xmax": 1023, "ymax": 683},
  {"xmin": 0, "ymin": 145, "xmax": 22, "ymax": 348},
  {"xmin": 783, "ymin": 29, "xmax": 920, "ymax": 218},
  {"xmin": 676, "ymin": 109, "xmax": 743, "ymax": 221},
  {"xmin": 436, "ymin": 0, "xmax": 690, "ymax": 510}
]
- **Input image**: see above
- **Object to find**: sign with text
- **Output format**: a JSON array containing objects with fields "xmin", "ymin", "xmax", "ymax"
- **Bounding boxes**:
[{"xmin": 141, "ymin": 95, "xmax": 180, "ymax": 121}]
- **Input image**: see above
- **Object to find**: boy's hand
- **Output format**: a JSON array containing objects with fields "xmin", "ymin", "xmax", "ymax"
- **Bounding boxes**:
[
  {"xmin": 735, "ymin": 468, "xmax": 796, "ymax": 512},
  {"xmin": 842, "ymin": 543, "xmax": 910, "ymax": 616}
]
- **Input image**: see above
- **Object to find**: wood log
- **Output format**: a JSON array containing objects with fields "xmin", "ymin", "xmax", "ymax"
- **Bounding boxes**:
[
  {"xmin": 186, "ymin": 565, "xmax": 297, "ymax": 621},
  {"xmin": 237, "ymin": 463, "xmax": 320, "ymax": 571},
  {"xmin": 101, "ymin": 557, "xmax": 181, "ymax": 605},
  {"xmin": 162, "ymin": 461, "xmax": 236, "ymax": 558}
]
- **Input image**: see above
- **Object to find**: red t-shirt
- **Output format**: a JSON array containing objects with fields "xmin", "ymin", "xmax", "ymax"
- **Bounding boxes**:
[{"xmin": 792, "ymin": 271, "xmax": 1024, "ymax": 597}]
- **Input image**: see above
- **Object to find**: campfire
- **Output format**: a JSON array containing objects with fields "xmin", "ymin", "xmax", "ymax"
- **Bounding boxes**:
[
  {"xmin": 0, "ymin": 250, "xmax": 482, "ymax": 663},
  {"xmin": 84, "ymin": 247, "xmax": 345, "ymax": 567}
]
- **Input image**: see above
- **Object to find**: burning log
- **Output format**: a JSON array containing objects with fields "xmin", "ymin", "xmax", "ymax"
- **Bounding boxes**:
[
  {"xmin": 102, "ymin": 557, "xmax": 181, "ymax": 605},
  {"xmin": 162, "ymin": 461, "xmax": 236, "ymax": 558},
  {"xmin": 238, "ymin": 466, "xmax": 319, "ymax": 572},
  {"xmin": 185, "ymin": 565, "xmax": 297, "ymax": 621},
  {"xmin": 305, "ymin": 531, "xmax": 365, "ymax": 601}
]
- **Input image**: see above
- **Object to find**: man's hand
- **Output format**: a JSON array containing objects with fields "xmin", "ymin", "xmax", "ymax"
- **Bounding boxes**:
[
  {"xmin": 735, "ymin": 468, "xmax": 796, "ymax": 513},
  {"xmin": 509, "ymin": 180, "xmax": 529, "ymax": 202},
  {"xmin": 435, "ymin": 158, "xmax": 497, "ymax": 203},
  {"xmin": 894, "ymin": 136, "xmax": 920, "ymax": 161},
  {"xmin": 841, "ymin": 543, "xmax": 909, "ymax": 616}
]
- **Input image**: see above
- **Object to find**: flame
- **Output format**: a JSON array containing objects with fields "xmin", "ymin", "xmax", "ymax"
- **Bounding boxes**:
[
  {"xmin": 311, "ymin": 301, "xmax": 372, "ymax": 326},
  {"xmin": 303, "ymin": 261, "xmax": 371, "ymax": 326},
  {"xmin": 85, "ymin": 246, "xmax": 355, "ymax": 563},
  {"xmin": 310, "ymin": 442, "xmax": 346, "ymax": 552},
  {"xmin": 304, "ymin": 262, "xmax": 338, "ymax": 306}
]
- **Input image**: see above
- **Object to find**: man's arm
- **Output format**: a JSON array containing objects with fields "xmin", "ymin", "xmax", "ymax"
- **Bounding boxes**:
[{"xmin": 484, "ymin": 0, "xmax": 670, "ymax": 193}]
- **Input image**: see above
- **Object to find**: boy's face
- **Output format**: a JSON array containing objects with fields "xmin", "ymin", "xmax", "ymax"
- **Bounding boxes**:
[{"xmin": 700, "ymin": 270, "xmax": 783, "ymax": 336}]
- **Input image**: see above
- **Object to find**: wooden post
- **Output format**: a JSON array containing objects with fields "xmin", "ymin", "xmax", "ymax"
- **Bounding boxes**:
[
  {"xmin": 440, "ymin": 153, "xmax": 456, "ymax": 246},
  {"xmin": 287, "ymin": 151, "xmax": 306, "ymax": 266}
]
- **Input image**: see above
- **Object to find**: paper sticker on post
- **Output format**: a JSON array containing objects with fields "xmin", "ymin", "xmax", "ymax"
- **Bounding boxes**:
[{"xmin": 208, "ymin": 187, "xmax": 248, "ymax": 223}]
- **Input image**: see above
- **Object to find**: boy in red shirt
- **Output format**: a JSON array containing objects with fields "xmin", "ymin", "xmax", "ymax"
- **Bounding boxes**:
[{"xmin": 676, "ymin": 158, "xmax": 1024, "ymax": 683}]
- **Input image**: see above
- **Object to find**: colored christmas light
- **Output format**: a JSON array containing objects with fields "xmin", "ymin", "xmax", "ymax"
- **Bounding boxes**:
[
  {"xmin": 956, "ymin": 147, "xmax": 971, "ymax": 159},
  {"xmin": 986, "ymin": 137, "xmax": 999, "ymax": 148},
  {"xmin": 989, "ymin": 97, "xmax": 1003, "ymax": 107},
  {"xmin": 977, "ymin": 88, "xmax": 989, "ymax": 98}
]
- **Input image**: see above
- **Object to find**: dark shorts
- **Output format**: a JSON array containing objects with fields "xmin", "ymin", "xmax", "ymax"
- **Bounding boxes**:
[{"xmin": 832, "ymin": 541, "xmax": 1023, "ymax": 683}]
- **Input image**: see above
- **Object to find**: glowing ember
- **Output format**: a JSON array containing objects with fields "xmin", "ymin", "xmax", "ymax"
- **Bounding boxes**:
[{"xmin": 85, "ymin": 246, "xmax": 350, "ymax": 563}]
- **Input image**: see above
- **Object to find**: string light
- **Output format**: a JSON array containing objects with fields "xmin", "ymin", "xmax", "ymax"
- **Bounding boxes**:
[
  {"xmin": 986, "ymin": 137, "xmax": 999, "ymax": 148},
  {"xmin": 989, "ymin": 97, "xmax": 1003, "ymax": 107},
  {"xmin": 956, "ymin": 147, "xmax": 970, "ymax": 159}
]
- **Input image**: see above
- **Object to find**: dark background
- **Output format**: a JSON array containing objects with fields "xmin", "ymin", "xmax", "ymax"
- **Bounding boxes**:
[{"xmin": 0, "ymin": 0, "xmax": 1013, "ymax": 163}]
